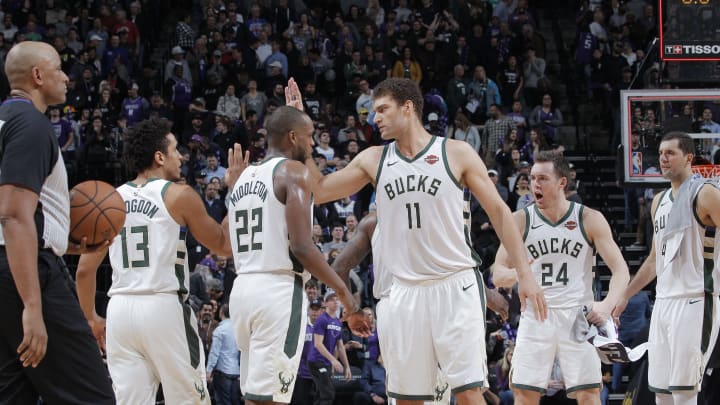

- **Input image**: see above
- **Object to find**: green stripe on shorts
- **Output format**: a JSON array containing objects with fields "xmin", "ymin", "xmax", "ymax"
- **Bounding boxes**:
[
  {"xmin": 387, "ymin": 392, "xmax": 435, "ymax": 401},
  {"xmin": 283, "ymin": 274, "xmax": 304, "ymax": 357}
]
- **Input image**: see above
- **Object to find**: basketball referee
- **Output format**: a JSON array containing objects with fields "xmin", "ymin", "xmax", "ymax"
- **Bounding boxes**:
[{"xmin": 0, "ymin": 42, "xmax": 115, "ymax": 403}]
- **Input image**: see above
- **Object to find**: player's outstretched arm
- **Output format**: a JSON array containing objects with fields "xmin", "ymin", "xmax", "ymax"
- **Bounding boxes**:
[
  {"xmin": 166, "ymin": 185, "xmax": 233, "ymax": 256},
  {"xmin": 612, "ymin": 193, "xmax": 662, "ymax": 320},
  {"xmin": 453, "ymin": 140, "xmax": 547, "ymax": 320},
  {"xmin": 331, "ymin": 213, "xmax": 375, "ymax": 289},
  {"xmin": 280, "ymin": 160, "xmax": 370, "ymax": 336},
  {"xmin": 305, "ymin": 146, "xmax": 380, "ymax": 204},
  {"xmin": 76, "ymin": 247, "xmax": 109, "ymax": 350},
  {"xmin": 582, "ymin": 208, "xmax": 630, "ymax": 326}
]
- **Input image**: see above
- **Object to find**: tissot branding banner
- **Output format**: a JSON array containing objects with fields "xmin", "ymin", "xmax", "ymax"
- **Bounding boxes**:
[{"xmin": 663, "ymin": 42, "xmax": 720, "ymax": 59}]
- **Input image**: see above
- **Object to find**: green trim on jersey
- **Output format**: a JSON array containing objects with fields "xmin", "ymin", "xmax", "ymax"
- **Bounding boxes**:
[
  {"xmin": 244, "ymin": 393, "xmax": 274, "ymax": 401},
  {"xmin": 441, "ymin": 137, "xmax": 462, "ymax": 190},
  {"xmin": 393, "ymin": 136, "xmax": 436, "ymax": 163},
  {"xmin": 578, "ymin": 205, "xmax": 594, "ymax": 248},
  {"xmin": 178, "ymin": 294, "xmax": 201, "ymax": 369},
  {"xmin": 271, "ymin": 157, "xmax": 288, "ymax": 181},
  {"xmin": 669, "ymin": 189, "xmax": 675, "ymax": 202},
  {"xmin": 534, "ymin": 201, "xmax": 575, "ymax": 227},
  {"xmin": 451, "ymin": 381, "xmax": 485, "ymax": 395},
  {"xmin": 160, "ymin": 180, "xmax": 171, "ymax": 200},
  {"xmin": 464, "ymin": 225, "xmax": 484, "ymax": 266},
  {"xmin": 374, "ymin": 144, "xmax": 390, "ymax": 186},
  {"xmin": 289, "ymin": 250, "xmax": 304, "ymax": 273},
  {"xmin": 174, "ymin": 228, "xmax": 199, "ymax": 368},
  {"xmin": 126, "ymin": 178, "xmax": 163, "ymax": 188},
  {"xmin": 512, "ymin": 383, "xmax": 546, "ymax": 394},
  {"xmin": 474, "ymin": 268, "xmax": 486, "ymax": 325},
  {"xmin": 523, "ymin": 207, "xmax": 530, "ymax": 241},
  {"xmin": 652, "ymin": 189, "xmax": 670, "ymax": 219},
  {"xmin": 667, "ymin": 385, "xmax": 696, "ymax": 391},
  {"xmin": 283, "ymin": 274, "xmax": 304, "ymax": 357},
  {"xmin": 648, "ymin": 385, "xmax": 671, "ymax": 394},
  {"xmin": 702, "ymin": 292, "xmax": 713, "ymax": 353},
  {"xmin": 253, "ymin": 155, "xmax": 277, "ymax": 166},
  {"xmin": 387, "ymin": 392, "xmax": 435, "ymax": 401},
  {"xmin": 566, "ymin": 383, "xmax": 602, "ymax": 394}
]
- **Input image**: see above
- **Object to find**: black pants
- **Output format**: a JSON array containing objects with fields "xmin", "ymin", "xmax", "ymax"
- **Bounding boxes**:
[
  {"xmin": 290, "ymin": 377, "xmax": 313, "ymax": 405},
  {"xmin": 308, "ymin": 361, "xmax": 335, "ymax": 405},
  {"xmin": 0, "ymin": 249, "xmax": 115, "ymax": 404}
]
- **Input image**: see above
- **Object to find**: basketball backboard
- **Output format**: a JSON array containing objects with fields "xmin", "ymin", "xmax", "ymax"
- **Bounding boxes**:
[{"xmin": 621, "ymin": 89, "xmax": 720, "ymax": 185}]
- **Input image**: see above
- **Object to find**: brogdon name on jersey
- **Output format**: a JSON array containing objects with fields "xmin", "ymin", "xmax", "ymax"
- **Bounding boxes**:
[
  {"xmin": 374, "ymin": 136, "xmax": 478, "ymax": 282},
  {"xmin": 108, "ymin": 179, "xmax": 189, "ymax": 297}
]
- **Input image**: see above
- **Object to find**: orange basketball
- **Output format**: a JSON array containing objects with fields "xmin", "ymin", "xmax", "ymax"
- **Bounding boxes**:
[{"xmin": 69, "ymin": 180, "xmax": 126, "ymax": 246}]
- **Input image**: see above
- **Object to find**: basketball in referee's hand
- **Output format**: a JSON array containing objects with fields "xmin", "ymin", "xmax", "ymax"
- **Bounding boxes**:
[{"xmin": 70, "ymin": 180, "xmax": 126, "ymax": 246}]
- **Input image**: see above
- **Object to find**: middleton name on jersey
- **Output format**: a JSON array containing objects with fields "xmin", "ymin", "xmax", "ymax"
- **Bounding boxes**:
[
  {"xmin": 228, "ymin": 179, "xmax": 269, "ymax": 205},
  {"xmin": 527, "ymin": 237, "xmax": 585, "ymax": 260},
  {"xmin": 382, "ymin": 175, "xmax": 442, "ymax": 200}
]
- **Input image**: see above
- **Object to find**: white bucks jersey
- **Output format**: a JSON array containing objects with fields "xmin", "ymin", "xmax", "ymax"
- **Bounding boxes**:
[
  {"xmin": 371, "ymin": 226, "xmax": 392, "ymax": 299},
  {"xmin": 374, "ymin": 136, "xmax": 478, "ymax": 282},
  {"xmin": 653, "ymin": 188, "xmax": 720, "ymax": 298},
  {"xmin": 228, "ymin": 157, "xmax": 301, "ymax": 274},
  {"xmin": 108, "ymin": 180, "xmax": 189, "ymax": 296},
  {"xmin": 524, "ymin": 202, "xmax": 595, "ymax": 308}
]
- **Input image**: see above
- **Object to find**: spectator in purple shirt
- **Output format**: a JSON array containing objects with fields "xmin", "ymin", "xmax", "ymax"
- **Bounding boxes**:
[
  {"xmin": 352, "ymin": 307, "xmax": 386, "ymax": 405},
  {"xmin": 120, "ymin": 82, "xmax": 149, "ymax": 127},
  {"xmin": 308, "ymin": 291, "xmax": 351, "ymax": 405},
  {"xmin": 292, "ymin": 298, "xmax": 325, "ymax": 405}
]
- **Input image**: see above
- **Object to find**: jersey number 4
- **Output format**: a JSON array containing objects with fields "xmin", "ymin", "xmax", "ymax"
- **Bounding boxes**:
[
  {"xmin": 541, "ymin": 262, "xmax": 569, "ymax": 287},
  {"xmin": 236, "ymin": 207, "xmax": 263, "ymax": 252}
]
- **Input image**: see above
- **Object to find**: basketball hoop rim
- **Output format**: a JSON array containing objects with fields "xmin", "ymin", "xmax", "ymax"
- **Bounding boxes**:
[{"xmin": 691, "ymin": 164, "xmax": 720, "ymax": 179}]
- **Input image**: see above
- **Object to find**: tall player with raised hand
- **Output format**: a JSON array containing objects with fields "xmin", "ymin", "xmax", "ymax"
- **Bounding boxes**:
[
  {"xmin": 286, "ymin": 77, "xmax": 545, "ymax": 405},
  {"xmin": 613, "ymin": 132, "xmax": 720, "ymax": 405},
  {"xmin": 227, "ymin": 104, "xmax": 369, "ymax": 405},
  {"xmin": 76, "ymin": 118, "xmax": 247, "ymax": 404},
  {"xmin": 492, "ymin": 151, "xmax": 629, "ymax": 405}
]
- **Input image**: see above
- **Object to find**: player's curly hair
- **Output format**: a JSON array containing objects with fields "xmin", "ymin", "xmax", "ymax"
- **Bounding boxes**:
[
  {"xmin": 123, "ymin": 117, "xmax": 172, "ymax": 174},
  {"xmin": 373, "ymin": 78, "xmax": 423, "ymax": 120}
]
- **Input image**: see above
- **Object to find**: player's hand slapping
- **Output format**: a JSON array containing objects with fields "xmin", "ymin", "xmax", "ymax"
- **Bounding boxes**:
[
  {"xmin": 224, "ymin": 143, "xmax": 249, "ymax": 190},
  {"xmin": 518, "ymin": 275, "xmax": 547, "ymax": 321},
  {"xmin": 18, "ymin": 305, "xmax": 47, "ymax": 368},
  {"xmin": 284, "ymin": 78, "xmax": 304, "ymax": 111}
]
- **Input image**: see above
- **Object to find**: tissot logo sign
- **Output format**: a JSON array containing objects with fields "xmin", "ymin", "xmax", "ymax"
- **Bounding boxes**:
[{"xmin": 662, "ymin": 43, "xmax": 720, "ymax": 60}]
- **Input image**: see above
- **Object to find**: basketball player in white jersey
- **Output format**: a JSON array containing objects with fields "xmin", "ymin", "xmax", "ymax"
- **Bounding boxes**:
[
  {"xmin": 331, "ymin": 211, "xmax": 511, "ymax": 404},
  {"xmin": 227, "ymin": 106, "xmax": 368, "ymax": 405},
  {"xmin": 75, "ymin": 118, "xmax": 246, "ymax": 404},
  {"xmin": 492, "ymin": 151, "xmax": 629, "ymax": 405},
  {"xmin": 284, "ymin": 77, "xmax": 546, "ymax": 405},
  {"xmin": 613, "ymin": 132, "xmax": 720, "ymax": 405}
]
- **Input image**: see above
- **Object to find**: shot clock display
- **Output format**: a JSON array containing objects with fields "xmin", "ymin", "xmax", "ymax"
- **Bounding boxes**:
[{"xmin": 660, "ymin": 0, "xmax": 720, "ymax": 61}]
